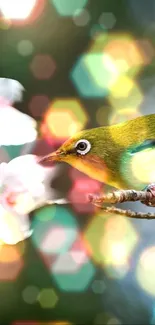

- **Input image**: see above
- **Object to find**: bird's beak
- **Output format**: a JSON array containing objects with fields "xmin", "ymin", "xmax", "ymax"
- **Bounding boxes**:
[{"xmin": 39, "ymin": 150, "xmax": 63, "ymax": 163}]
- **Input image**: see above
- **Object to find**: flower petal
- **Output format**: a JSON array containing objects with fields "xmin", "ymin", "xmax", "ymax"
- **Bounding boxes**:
[
  {"xmin": 7, "ymin": 154, "xmax": 59, "ymax": 193},
  {"xmin": 0, "ymin": 204, "xmax": 32, "ymax": 245},
  {"xmin": 0, "ymin": 78, "xmax": 24, "ymax": 104},
  {"xmin": 0, "ymin": 106, "xmax": 37, "ymax": 145}
]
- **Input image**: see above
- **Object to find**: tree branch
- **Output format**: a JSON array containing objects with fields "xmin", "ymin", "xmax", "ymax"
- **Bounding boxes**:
[{"xmin": 88, "ymin": 188, "xmax": 155, "ymax": 219}]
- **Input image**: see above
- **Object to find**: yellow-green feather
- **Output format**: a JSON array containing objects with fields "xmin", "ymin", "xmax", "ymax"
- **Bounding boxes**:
[{"xmin": 60, "ymin": 114, "xmax": 155, "ymax": 189}]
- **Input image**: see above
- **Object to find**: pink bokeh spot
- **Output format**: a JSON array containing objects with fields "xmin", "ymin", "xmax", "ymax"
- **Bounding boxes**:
[
  {"xmin": 68, "ymin": 177, "xmax": 102, "ymax": 214},
  {"xmin": 30, "ymin": 54, "xmax": 56, "ymax": 80},
  {"xmin": 41, "ymin": 226, "xmax": 67, "ymax": 254}
]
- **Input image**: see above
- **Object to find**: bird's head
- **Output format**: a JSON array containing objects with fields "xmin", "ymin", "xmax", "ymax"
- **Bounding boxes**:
[{"xmin": 39, "ymin": 128, "xmax": 110, "ymax": 183}]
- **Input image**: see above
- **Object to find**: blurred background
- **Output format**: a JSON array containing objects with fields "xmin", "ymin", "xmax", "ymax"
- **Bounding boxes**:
[{"xmin": 1, "ymin": 0, "xmax": 155, "ymax": 324}]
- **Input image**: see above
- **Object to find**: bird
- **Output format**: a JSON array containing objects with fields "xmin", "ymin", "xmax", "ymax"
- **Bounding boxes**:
[{"xmin": 39, "ymin": 114, "xmax": 155, "ymax": 191}]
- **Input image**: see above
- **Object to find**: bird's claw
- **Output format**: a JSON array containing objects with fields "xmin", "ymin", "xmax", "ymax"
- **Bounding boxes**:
[{"xmin": 142, "ymin": 183, "xmax": 155, "ymax": 207}]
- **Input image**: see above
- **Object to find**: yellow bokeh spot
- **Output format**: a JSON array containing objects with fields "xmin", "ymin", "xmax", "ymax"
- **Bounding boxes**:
[
  {"xmin": 50, "ymin": 321, "xmax": 74, "ymax": 325},
  {"xmin": 136, "ymin": 246, "xmax": 155, "ymax": 296},
  {"xmin": 84, "ymin": 213, "xmax": 138, "ymax": 277},
  {"xmin": 38, "ymin": 288, "xmax": 58, "ymax": 308},
  {"xmin": 46, "ymin": 111, "xmax": 80, "ymax": 138},
  {"xmin": 0, "ymin": 245, "xmax": 21, "ymax": 263},
  {"xmin": 131, "ymin": 149, "xmax": 155, "ymax": 184},
  {"xmin": 104, "ymin": 37, "xmax": 145, "ymax": 75},
  {"xmin": 108, "ymin": 78, "xmax": 143, "ymax": 110},
  {"xmin": 44, "ymin": 99, "xmax": 88, "ymax": 138},
  {"xmin": 89, "ymin": 32, "xmax": 108, "ymax": 52},
  {"xmin": 109, "ymin": 108, "xmax": 141, "ymax": 126},
  {"xmin": 110, "ymin": 76, "xmax": 135, "ymax": 98},
  {"xmin": 89, "ymin": 32, "xmax": 149, "ymax": 78}
]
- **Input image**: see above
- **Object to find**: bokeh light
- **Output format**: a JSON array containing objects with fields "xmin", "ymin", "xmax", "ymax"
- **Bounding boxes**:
[
  {"xmin": 131, "ymin": 149, "xmax": 155, "ymax": 184},
  {"xmin": 68, "ymin": 176, "xmax": 102, "ymax": 214},
  {"xmin": 0, "ymin": 0, "xmax": 37, "ymax": 19},
  {"xmin": 32, "ymin": 206, "xmax": 79, "ymax": 255},
  {"xmin": 89, "ymin": 32, "xmax": 153, "ymax": 76},
  {"xmin": 51, "ymin": 0, "xmax": 88, "ymax": 16},
  {"xmin": 90, "ymin": 24, "xmax": 106, "ymax": 41},
  {"xmin": 71, "ymin": 53, "xmax": 119, "ymax": 98},
  {"xmin": 38, "ymin": 288, "xmax": 58, "ymax": 308},
  {"xmin": 29, "ymin": 95, "xmax": 50, "ymax": 118},
  {"xmin": 17, "ymin": 40, "xmax": 34, "ymax": 56},
  {"xmin": 91, "ymin": 279, "xmax": 106, "ymax": 294},
  {"xmin": 120, "ymin": 141, "xmax": 155, "ymax": 189},
  {"xmin": 30, "ymin": 54, "xmax": 56, "ymax": 80},
  {"xmin": 42, "ymin": 99, "xmax": 88, "ymax": 139},
  {"xmin": 98, "ymin": 12, "xmax": 116, "ymax": 29},
  {"xmin": 109, "ymin": 108, "xmax": 141, "ymax": 125},
  {"xmin": 94, "ymin": 312, "xmax": 121, "ymax": 325},
  {"xmin": 22, "ymin": 286, "xmax": 40, "ymax": 304},
  {"xmin": 84, "ymin": 213, "xmax": 138, "ymax": 278},
  {"xmin": 108, "ymin": 77, "xmax": 143, "ymax": 110},
  {"xmin": 52, "ymin": 250, "xmax": 95, "ymax": 292},
  {"xmin": 136, "ymin": 246, "xmax": 155, "ymax": 296},
  {"xmin": 72, "ymin": 9, "xmax": 90, "ymax": 27},
  {"xmin": 103, "ymin": 35, "xmax": 151, "ymax": 77},
  {"xmin": 0, "ymin": 245, "xmax": 24, "ymax": 280},
  {"xmin": 0, "ymin": 0, "xmax": 46, "ymax": 25}
]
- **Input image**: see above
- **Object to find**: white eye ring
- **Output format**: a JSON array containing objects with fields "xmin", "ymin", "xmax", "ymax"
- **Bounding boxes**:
[{"xmin": 75, "ymin": 139, "xmax": 91, "ymax": 155}]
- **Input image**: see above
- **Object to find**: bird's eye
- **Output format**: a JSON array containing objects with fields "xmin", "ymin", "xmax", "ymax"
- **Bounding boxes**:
[{"xmin": 75, "ymin": 139, "xmax": 91, "ymax": 155}]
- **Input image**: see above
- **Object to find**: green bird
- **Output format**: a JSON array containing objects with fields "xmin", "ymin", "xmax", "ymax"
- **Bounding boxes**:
[{"xmin": 40, "ymin": 114, "xmax": 155, "ymax": 190}]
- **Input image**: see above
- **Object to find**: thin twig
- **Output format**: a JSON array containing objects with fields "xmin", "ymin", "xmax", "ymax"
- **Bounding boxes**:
[
  {"xmin": 88, "ymin": 189, "xmax": 154, "ymax": 205},
  {"xmin": 88, "ymin": 188, "xmax": 155, "ymax": 219},
  {"xmin": 95, "ymin": 204, "xmax": 155, "ymax": 220}
]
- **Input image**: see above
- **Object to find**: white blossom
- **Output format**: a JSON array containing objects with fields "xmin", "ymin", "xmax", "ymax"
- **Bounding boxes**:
[
  {"xmin": 0, "ymin": 78, "xmax": 37, "ymax": 145},
  {"xmin": 0, "ymin": 154, "xmax": 66, "ymax": 245}
]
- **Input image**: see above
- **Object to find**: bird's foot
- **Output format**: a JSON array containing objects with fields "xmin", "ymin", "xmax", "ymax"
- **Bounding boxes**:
[{"xmin": 141, "ymin": 183, "xmax": 155, "ymax": 207}]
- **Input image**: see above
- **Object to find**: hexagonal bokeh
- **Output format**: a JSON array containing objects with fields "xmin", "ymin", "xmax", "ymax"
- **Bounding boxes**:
[
  {"xmin": 120, "ymin": 142, "xmax": 155, "ymax": 190},
  {"xmin": 94, "ymin": 312, "xmax": 121, "ymax": 325},
  {"xmin": 29, "ymin": 95, "xmax": 50, "ymax": 117},
  {"xmin": 91, "ymin": 279, "xmax": 106, "ymax": 294},
  {"xmin": 108, "ymin": 76, "xmax": 143, "ymax": 110},
  {"xmin": 52, "ymin": 249, "xmax": 96, "ymax": 292},
  {"xmin": 51, "ymin": 0, "xmax": 88, "ymax": 16},
  {"xmin": 89, "ymin": 32, "xmax": 153, "ymax": 78},
  {"xmin": 30, "ymin": 54, "xmax": 56, "ymax": 80},
  {"xmin": 71, "ymin": 53, "xmax": 118, "ymax": 98},
  {"xmin": 22, "ymin": 285, "xmax": 40, "ymax": 304},
  {"xmin": 32, "ymin": 206, "xmax": 79, "ymax": 255},
  {"xmin": 84, "ymin": 212, "xmax": 138, "ymax": 278},
  {"xmin": 38, "ymin": 288, "xmax": 58, "ymax": 308},
  {"xmin": 68, "ymin": 176, "xmax": 102, "ymax": 214},
  {"xmin": 42, "ymin": 99, "xmax": 88, "ymax": 139},
  {"xmin": 99, "ymin": 12, "xmax": 116, "ymax": 29},
  {"xmin": 73, "ymin": 9, "xmax": 90, "ymax": 27},
  {"xmin": 135, "ymin": 246, "xmax": 155, "ymax": 297},
  {"xmin": 0, "ymin": 0, "xmax": 46, "ymax": 25},
  {"xmin": 0, "ymin": 245, "xmax": 24, "ymax": 280},
  {"xmin": 108, "ymin": 108, "xmax": 141, "ymax": 126},
  {"xmin": 17, "ymin": 40, "xmax": 34, "ymax": 56}
]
